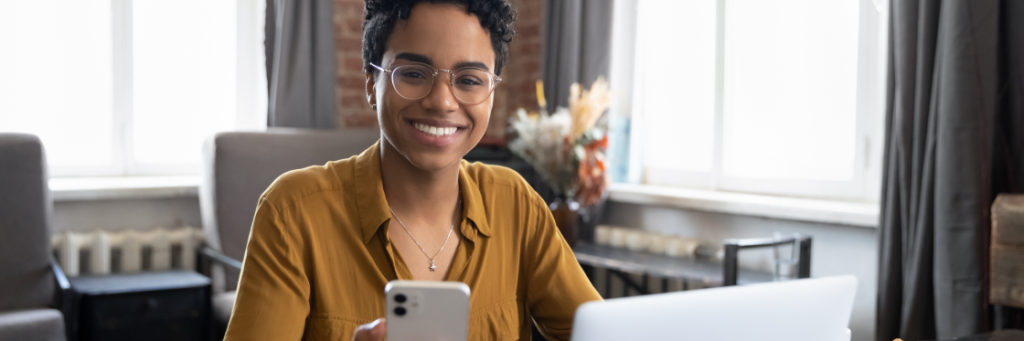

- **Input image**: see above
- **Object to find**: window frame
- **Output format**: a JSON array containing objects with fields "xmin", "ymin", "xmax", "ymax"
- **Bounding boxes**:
[
  {"xmin": 45, "ymin": 0, "xmax": 268, "ymax": 178},
  {"xmin": 613, "ymin": 0, "xmax": 889, "ymax": 202}
]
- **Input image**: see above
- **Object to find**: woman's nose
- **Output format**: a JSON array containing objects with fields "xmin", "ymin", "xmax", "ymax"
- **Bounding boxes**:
[{"xmin": 420, "ymin": 71, "xmax": 460, "ymax": 113}]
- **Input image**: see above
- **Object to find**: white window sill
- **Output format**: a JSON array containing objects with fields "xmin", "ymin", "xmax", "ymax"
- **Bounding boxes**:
[
  {"xmin": 49, "ymin": 176, "xmax": 200, "ymax": 202},
  {"xmin": 608, "ymin": 183, "xmax": 880, "ymax": 228},
  {"xmin": 46, "ymin": 177, "xmax": 879, "ymax": 227}
]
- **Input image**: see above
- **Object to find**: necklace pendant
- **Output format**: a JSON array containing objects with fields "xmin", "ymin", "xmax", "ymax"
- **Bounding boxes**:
[{"xmin": 429, "ymin": 262, "xmax": 437, "ymax": 272}]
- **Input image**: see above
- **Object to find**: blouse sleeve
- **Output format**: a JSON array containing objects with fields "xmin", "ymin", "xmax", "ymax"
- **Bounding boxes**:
[
  {"xmin": 224, "ymin": 197, "xmax": 310, "ymax": 340},
  {"xmin": 524, "ymin": 196, "xmax": 603, "ymax": 341}
]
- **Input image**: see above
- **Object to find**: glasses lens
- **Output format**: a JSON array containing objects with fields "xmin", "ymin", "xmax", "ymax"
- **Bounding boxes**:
[
  {"xmin": 452, "ymin": 69, "xmax": 494, "ymax": 104},
  {"xmin": 391, "ymin": 65, "xmax": 433, "ymax": 100}
]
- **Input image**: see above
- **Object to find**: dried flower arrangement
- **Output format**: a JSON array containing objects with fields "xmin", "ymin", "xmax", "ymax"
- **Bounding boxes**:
[{"xmin": 508, "ymin": 77, "xmax": 611, "ymax": 208}]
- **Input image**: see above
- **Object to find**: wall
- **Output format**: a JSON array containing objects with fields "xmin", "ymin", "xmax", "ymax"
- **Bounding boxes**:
[
  {"xmin": 333, "ymin": 0, "xmax": 377, "ymax": 128},
  {"xmin": 53, "ymin": 197, "xmax": 202, "ymax": 233},
  {"xmin": 490, "ymin": 0, "xmax": 545, "ymax": 138},
  {"xmin": 332, "ymin": 0, "xmax": 546, "ymax": 141},
  {"xmin": 602, "ymin": 201, "xmax": 878, "ymax": 341}
]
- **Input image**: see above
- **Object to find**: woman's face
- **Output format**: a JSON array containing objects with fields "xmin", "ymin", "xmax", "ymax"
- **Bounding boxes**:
[{"xmin": 367, "ymin": 3, "xmax": 496, "ymax": 172}]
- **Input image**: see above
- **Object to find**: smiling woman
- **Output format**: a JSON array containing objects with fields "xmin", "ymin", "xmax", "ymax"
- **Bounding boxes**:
[
  {"xmin": 368, "ymin": 2, "xmax": 503, "ymax": 174},
  {"xmin": 221, "ymin": 1, "xmax": 601, "ymax": 341}
]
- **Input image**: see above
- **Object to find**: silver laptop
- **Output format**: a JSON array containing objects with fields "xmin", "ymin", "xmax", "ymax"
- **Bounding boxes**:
[{"xmin": 571, "ymin": 275, "xmax": 857, "ymax": 341}]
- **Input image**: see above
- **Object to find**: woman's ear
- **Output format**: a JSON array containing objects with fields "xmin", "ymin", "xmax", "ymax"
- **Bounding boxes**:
[{"xmin": 365, "ymin": 72, "xmax": 377, "ymax": 110}]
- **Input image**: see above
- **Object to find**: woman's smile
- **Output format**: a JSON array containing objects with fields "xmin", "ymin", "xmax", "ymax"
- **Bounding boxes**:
[{"xmin": 406, "ymin": 118, "xmax": 467, "ymax": 147}]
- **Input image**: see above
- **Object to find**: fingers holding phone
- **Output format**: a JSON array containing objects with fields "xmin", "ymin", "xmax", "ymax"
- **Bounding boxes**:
[{"xmin": 351, "ymin": 318, "xmax": 386, "ymax": 341}]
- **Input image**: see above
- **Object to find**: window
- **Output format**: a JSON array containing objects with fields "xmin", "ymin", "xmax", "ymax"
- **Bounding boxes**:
[
  {"xmin": 612, "ymin": 0, "xmax": 888, "ymax": 201},
  {"xmin": 0, "ymin": 0, "xmax": 267, "ymax": 177}
]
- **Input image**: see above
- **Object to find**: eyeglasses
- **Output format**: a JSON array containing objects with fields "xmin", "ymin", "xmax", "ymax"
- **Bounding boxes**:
[{"xmin": 370, "ymin": 62, "xmax": 502, "ymax": 105}]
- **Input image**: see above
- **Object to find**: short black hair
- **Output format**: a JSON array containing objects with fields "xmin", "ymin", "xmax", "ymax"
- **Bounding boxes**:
[{"xmin": 362, "ymin": 0, "xmax": 516, "ymax": 76}]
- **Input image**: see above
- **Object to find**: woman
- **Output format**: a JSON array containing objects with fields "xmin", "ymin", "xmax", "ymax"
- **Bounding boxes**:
[{"xmin": 223, "ymin": 0, "xmax": 601, "ymax": 340}]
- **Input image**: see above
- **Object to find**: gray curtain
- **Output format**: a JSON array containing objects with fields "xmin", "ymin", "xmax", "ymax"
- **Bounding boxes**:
[
  {"xmin": 877, "ymin": 0, "xmax": 1024, "ymax": 340},
  {"xmin": 265, "ymin": 0, "xmax": 337, "ymax": 129},
  {"xmin": 541, "ymin": 0, "xmax": 613, "ymax": 111}
]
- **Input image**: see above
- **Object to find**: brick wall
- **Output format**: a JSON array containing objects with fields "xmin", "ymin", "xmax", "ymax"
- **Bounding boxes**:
[
  {"xmin": 334, "ymin": 0, "xmax": 377, "ymax": 128},
  {"xmin": 332, "ymin": 0, "xmax": 545, "ymax": 142},
  {"xmin": 493, "ymin": 0, "xmax": 544, "ymax": 140}
]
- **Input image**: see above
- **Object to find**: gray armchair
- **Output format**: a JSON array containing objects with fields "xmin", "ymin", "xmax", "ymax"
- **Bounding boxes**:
[
  {"xmin": 0, "ymin": 133, "xmax": 71, "ymax": 341},
  {"xmin": 198, "ymin": 128, "xmax": 380, "ymax": 331},
  {"xmin": 722, "ymin": 234, "xmax": 812, "ymax": 286}
]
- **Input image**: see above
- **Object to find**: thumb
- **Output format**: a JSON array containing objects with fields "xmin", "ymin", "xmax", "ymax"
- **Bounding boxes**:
[
  {"xmin": 370, "ymin": 318, "xmax": 387, "ymax": 340},
  {"xmin": 352, "ymin": 318, "xmax": 387, "ymax": 341}
]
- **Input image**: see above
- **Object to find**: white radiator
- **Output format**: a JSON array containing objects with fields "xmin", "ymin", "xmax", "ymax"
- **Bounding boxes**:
[{"xmin": 51, "ymin": 226, "xmax": 206, "ymax": 276}]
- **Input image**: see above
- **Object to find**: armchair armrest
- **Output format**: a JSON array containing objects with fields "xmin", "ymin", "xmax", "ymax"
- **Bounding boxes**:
[
  {"xmin": 52, "ymin": 256, "xmax": 77, "ymax": 341},
  {"xmin": 198, "ymin": 246, "xmax": 243, "ymax": 275},
  {"xmin": 52, "ymin": 257, "xmax": 70, "ymax": 291}
]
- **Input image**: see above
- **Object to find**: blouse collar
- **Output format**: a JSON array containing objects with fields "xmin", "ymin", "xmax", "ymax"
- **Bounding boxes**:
[{"xmin": 353, "ymin": 141, "xmax": 492, "ymax": 244}]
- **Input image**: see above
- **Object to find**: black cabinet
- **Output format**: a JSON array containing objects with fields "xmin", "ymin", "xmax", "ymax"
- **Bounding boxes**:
[{"xmin": 69, "ymin": 271, "xmax": 210, "ymax": 341}]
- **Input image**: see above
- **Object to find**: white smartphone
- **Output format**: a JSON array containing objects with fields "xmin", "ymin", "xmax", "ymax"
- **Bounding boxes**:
[{"xmin": 385, "ymin": 280, "xmax": 471, "ymax": 341}]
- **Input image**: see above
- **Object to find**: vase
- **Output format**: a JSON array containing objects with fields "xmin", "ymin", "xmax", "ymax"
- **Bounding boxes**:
[
  {"xmin": 550, "ymin": 197, "xmax": 580, "ymax": 248},
  {"xmin": 577, "ymin": 197, "xmax": 607, "ymax": 243}
]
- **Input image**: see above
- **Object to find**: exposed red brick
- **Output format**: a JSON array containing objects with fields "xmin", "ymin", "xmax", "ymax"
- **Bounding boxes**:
[
  {"xmin": 517, "ymin": 44, "xmax": 540, "ymax": 59},
  {"xmin": 521, "ymin": 60, "xmax": 539, "ymax": 74},
  {"xmin": 345, "ymin": 114, "xmax": 379, "ymax": 128},
  {"xmin": 338, "ymin": 76, "xmax": 365, "ymax": 89},
  {"xmin": 345, "ymin": 19, "xmax": 364, "ymax": 34},
  {"xmin": 517, "ymin": 23, "xmax": 539, "ymax": 37},
  {"xmin": 341, "ymin": 94, "xmax": 369, "ymax": 109},
  {"xmin": 335, "ymin": 1, "xmax": 363, "ymax": 17},
  {"xmin": 338, "ymin": 51, "xmax": 363, "ymax": 63},
  {"xmin": 337, "ymin": 37, "xmax": 361, "ymax": 51},
  {"xmin": 344, "ymin": 57, "xmax": 364, "ymax": 72},
  {"xmin": 340, "ymin": 83, "xmax": 366, "ymax": 96}
]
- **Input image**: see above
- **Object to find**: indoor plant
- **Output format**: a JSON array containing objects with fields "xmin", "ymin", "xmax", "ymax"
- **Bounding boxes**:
[{"xmin": 508, "ymin": 78, "xmax": 611, "ymax": 246}]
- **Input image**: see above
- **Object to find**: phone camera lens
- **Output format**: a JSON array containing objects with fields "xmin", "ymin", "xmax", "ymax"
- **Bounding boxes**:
[
  {"xmin": 394, "ymin": 294, "xmax": 407, "ymax": 303},
  {"xmin": 394, "ymin": 307, "xmax": 407, "ymax": 316}
]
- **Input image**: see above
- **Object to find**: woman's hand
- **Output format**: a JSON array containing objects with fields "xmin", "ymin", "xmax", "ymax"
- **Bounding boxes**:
[{"xmin": 351, "ymin": 318, "xmax": 387, "ymax": 341}]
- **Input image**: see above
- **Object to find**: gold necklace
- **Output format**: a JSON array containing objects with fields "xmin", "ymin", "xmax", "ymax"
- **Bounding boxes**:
[{"xmin": 388, "ymin": 195, "xmax": 461, "ymax": 272}]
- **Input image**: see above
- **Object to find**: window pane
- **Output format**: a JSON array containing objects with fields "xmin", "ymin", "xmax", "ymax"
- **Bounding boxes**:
[
  {"xmin": 722, "ymin": 0, "xmax": 859, "ymax": 181},
  {"xmin": 0, "ymin": 1, "xmax": 114, "ymax": 169},
  {"xmin": 638, "ymin": 0, "xmax": 717, "ymax": 172},
  {"xmin": 132, "ymin": 0, "xmax": 236, "ymax": 165}
]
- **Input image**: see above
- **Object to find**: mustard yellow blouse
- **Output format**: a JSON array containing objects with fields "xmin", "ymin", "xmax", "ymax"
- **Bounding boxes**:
[{"xmin": 224, "ymin": 141, "xmax": 602, "ymax": 341}]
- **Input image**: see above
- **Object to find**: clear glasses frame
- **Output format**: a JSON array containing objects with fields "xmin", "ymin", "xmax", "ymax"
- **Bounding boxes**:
[{"xmin": 370, "ymin": 62, "xmax": 502, "ymax": 105}]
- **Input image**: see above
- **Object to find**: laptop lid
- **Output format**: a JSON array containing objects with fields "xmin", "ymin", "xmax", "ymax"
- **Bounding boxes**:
[{"xmin": 571, "ymin": 275, "xmax": 857, "ymax": 341}]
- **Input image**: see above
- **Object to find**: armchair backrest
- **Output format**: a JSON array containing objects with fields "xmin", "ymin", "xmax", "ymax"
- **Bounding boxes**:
[
  {"xmin": 199, "ymin": 128, "xmax": 379, "ymax": 291},
  {"xmin": 722, "ymin": 234, "xmax": 812, "ymax": 286},
  {"xmin": 0, "ymin": 133, "xmax": 55, "ymax": 311},
  {"xmin": 991, "ymin": 194, "xmax": 1024, "ymax": 309}
]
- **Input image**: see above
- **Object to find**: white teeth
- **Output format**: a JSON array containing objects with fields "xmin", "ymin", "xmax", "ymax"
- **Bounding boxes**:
[{"xmin": 414, "ymin": 122, "xmax": 458, "ymax": 137}]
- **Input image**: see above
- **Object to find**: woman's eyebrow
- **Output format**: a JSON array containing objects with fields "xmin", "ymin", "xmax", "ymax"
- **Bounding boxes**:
[
  {"xmin": 453, "ymin": 61, "xmax": 489, "ymax": 71},
  {"xmin": 394, "ymin": 53, "xmax": 490, "ymax": 71},
  {"xmin": 395, "ymin": 52, "xmax": 433, "ymax": 65}
]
